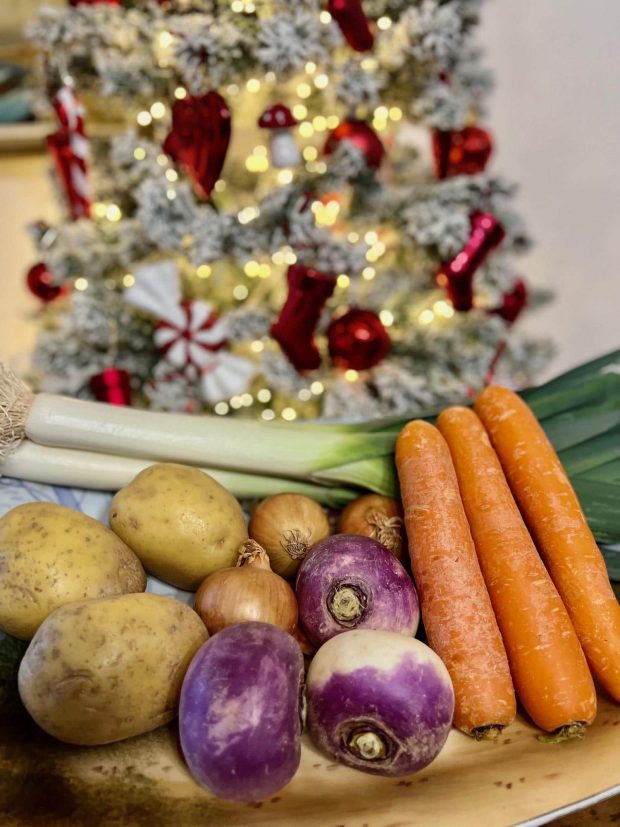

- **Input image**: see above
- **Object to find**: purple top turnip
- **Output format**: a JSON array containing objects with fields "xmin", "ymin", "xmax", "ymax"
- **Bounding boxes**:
[
  {"xmin": 306, "ymin": 629, "xmax": 454, "ymax": 776},
  {"xmin": 179, "ymin": 622, "xmax": 304, "ymax": 802},
  {"xmin": 296, "ymin": 534, "xmax": 419, "ymax": 647}
]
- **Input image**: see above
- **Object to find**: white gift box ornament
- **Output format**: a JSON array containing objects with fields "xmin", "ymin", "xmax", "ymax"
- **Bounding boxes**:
[
  {"xmin": 125, "ymin": 260, "xmax": 254, "ymax": 404},
  {"xmin": 258, "ymin": 104, "xmax": 300, "ymax": 169}
]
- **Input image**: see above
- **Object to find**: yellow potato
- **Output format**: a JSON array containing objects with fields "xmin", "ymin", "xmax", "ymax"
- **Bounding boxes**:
[
  {"xmin": 0, "ymin": 502, "xmax": 146, "ymax": 640},
  {"xmin": 18, "ymin": 592, "xmax": 208, "ymax": 745},
  {"xmin": 109, "ymin": 463, "xmax": 248, "ymax": 590}
]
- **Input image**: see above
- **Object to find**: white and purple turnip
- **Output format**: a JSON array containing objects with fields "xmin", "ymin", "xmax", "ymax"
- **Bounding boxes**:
[
  {"xmin": 306, "ymin": 629, "xmax": 454, "ymax": 777},
  {"xmin": 296, "ymin": 534, "xmax": 419, "ymax": 647},
  {"xmin": 179, "ymin": 622, "xmax": 305, "ymax": 802}
]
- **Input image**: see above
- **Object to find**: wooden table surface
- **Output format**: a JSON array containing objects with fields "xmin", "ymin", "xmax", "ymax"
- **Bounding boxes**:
[{"xmin": 0, "ymin": 147, "xmax": 618, "ymax": 827}]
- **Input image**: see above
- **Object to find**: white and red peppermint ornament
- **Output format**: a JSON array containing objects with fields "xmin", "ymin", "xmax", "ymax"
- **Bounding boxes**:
[
  {"xmin": 124, "ymin": 260, "xmax": 254, "ymax": 404},
  {"xmin": 47, "ymin": 80, "xmax": 91, "ymax": 220}
]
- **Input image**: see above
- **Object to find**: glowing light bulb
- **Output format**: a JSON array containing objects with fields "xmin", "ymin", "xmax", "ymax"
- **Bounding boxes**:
[
  {"xmin": 136, "ymin": 110, "xmax": 152, "ymax": 126},
  {"xmin": 305, "ymin": 62, "xmax": 317, "ymax": 74},
  {"xmin": 312, "ymin": 115, "xmax": 327, "ymax": 132},
  {"xmin": 257, "ymin": 388, "xmax": 272, "ymax": 403},
  {"xmin": 166, "ymin": 188, "xmax": 176, "ymax": 200},
  {"xmin": 310, "ymin": 381, "xmax": 324, "ymax": 394},
  {"xmin": 174, "ymin": 86, "xmax": 187, "ymax": 100},
  {"xmin": 196, "ymin": 265, "xmax": 212, "ymax": 279},
  {"xmin": 158, "ymin": 31, "xmax": 173, "ymax": 48},
  {"xmin": 261, "ymin": 409, "xmax": 276, "ymax": 421},
  {"xmin": 214, "ymin": 402, "xmax": 229, "ymax": 415},
  {"xmin": 389, "ymin": 106, "xmax": 402, "ymax": 121},
  {"xmin": 326, "ymin": 115, "xmax": 340, "ymax": 129},
  {"xmin": 233, "ymin": 284, "xmax": 249, "ymax": 300},
  {"xmin": 337, "ymin": 274, "xmax": 350, "ymax": 288},
  {"xmin": 74, "ymin": 278, "xmax": 88, "ymax": 291},
  {"xmin": 362, "ymin": 267, "xmax": 375, "ymax": 280},
  {"xmin": 379, "ymin": 310, "xmax": 394, "ymax": 326},
  {"xmin": 299, "ymin": 122, "xmax": 314, "ymax": 138},
  {"xmin": 314, "ymin": 74, "xmax": 329, "ymax": 90},
  {"xmin": 293, "ymin": 104, "xmax": 308, "ymax": 120},
  {"xmin": 364, "ymin": 231, "xmax": 378, "ymax": 244},
  {"xmin": 241, "ymin": 393, "xmax": 253, "ymax": 406},
  {"xmin": 278, "ymin": 169, "xmax": 293, "ymax": 184},
  {"xmin": 133, "ymin": 147, "xmax": 146, "ymax": 161},
  {"xmin": 106, "ymin": 204, "xmax": 122, "ymax": 222},
  {"xmin": 377, "ymin": 16, "xmax": 392, "ymax": 30},
  {"xmin": 298, "ymin": 389, "xmax": 312, "ymax": 401},
  {"xmin": 345, "ymin": 369, "xmax": 359, "ymax": 382},
  {"xmin": 303, "ymin": 146, "xmax": 318, "ymax": 161},
  {"xmin": 246, "ymin": 78, "xmax": 261, "ymax": 93},
  {"xmin": 418, "ymin": 309, "xmax": 435, "ymax": 325},
  {"xmin": 319, "ymin": 11, "xmax": 332, "ymax": 24},
  {"xmin": 297, "ymin": 83, "xmax": 312, "ymax": 99},
  {"xmin": 165, "ymin": 169, "xmax": 178, "ymax": 182},
  {"xmin": 214, "ymin": 180, "xmax": 226, "ymax": 193},
  {"xmin": 150, "ymin": 101, "xmax": 166, "ymax": 119},
  {"xmin": 122, "ymin": 273, "xmax": 135, "ymax": 287},
  {"xmin": 250, "ymin": 340, "xmax": 264, "ymax": 353},
  {"xmin": 282, "ymin": 407, "xmax": 297, "ymax": 421}
]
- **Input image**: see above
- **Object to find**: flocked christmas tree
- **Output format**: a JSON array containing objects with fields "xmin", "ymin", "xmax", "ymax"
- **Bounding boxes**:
[{"xmin": 25, "ymin": 0, "xmax": 552, "ymax": 421}]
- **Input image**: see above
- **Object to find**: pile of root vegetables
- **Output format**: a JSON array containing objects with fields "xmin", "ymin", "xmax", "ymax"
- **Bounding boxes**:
[{"xmin": 0, "ymin": 386, "xmax": 619, "ymax": 804}]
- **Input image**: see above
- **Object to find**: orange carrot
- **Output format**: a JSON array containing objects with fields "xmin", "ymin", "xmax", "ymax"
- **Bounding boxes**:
[
  {"xmin": 395, "ymin": 420, "xmax": 516, "ymax": 737},
  {"xmin": 475, "ymin": 385, "xmax": 620, "ymax": 702},
  {"xmin": 437, "ymin": 406, "xmax": 597, "ymax": 734}
]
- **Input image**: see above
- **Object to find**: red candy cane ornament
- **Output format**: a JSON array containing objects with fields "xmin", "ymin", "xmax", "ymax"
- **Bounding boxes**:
[
  {"xmin": 47, "ymin": 81, "xmax": 91, "ymax": 220},
  {"xmin": 271, "ymin": 263, "xmax": 336, "ymax": 372},
  {"xmin": 437, "ymin": 213, "xmax": 505, "ymax": 312}
]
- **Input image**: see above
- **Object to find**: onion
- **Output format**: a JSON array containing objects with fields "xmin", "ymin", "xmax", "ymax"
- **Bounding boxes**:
[
  {"xmin": 337, "ymin": 494, "xmax": 406, "ymax": 563},
  {"xmin": 248, "ymin": 493, "xmax": 331, "ymax": 579},
  {"xmin": 193, "ymin": 540, "xmax": 298, "ymax": 635}
]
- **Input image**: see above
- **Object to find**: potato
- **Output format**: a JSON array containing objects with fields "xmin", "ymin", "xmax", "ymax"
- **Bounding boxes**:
[
  {"xmin": 109, "ymin": 463, "xmax": 248, "ymax": 590},
  {"xmin": 0, "ymin": 502, "xmax": 146, "ymax": 640},
  {"xmin": 18, "ymin": 592, "xmax": 208, "ymax": 745}
]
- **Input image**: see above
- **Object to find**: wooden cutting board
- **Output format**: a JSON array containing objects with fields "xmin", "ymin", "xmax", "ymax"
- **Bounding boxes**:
[{"xmin": 1, "ymin": 630, "xmax": 619, "ymax": 827}]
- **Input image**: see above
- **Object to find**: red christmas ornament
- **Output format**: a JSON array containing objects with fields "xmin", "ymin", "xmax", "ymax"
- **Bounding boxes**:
[
  {"xmin": 490, "ymin": 279, "xmax": 529, "ymax": 324},
  {"xmin": 271, "ymin": 263, "xmax": 336, "ymax": 372},
  {"xmin": 163, "ymin": 92, "xmax": 231, "ymax": 199},
  {"xmin": 26, "ymin": 262, "xmax": 65, "ymax": 303},
  {"xmin": 323, "ymin": 119, "xmax": 385, "ymax": 170},
  {"xmin": 437, "ymin": 213, "xmax": 506, "ymax": 312},
  {"xmin": 328, "ymin": 0, "xmax": 374, "ymax": 52},
  {"xmin": 47, "ymin": 83, "xmax": 91, "ymax": 220},
  {"xmin": 432, "ymin": 126, "xmax": 493, "ymax": 179},
  {"xmin": 327, "ymin": 308, "xmax": 390, "ymax": 370},
  {"xmin": 89, "ymin": 368, "xmax": 132, "ymax": 406}
]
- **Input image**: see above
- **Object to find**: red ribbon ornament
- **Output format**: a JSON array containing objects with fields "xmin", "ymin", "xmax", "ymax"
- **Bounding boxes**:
[
  {"xmin": 271, "ymin": 263, "xmax": 336, "ymax": 372},
  {"xmin": 163, "ymin": 92, "xmax": 231, "ymax": 199},
  {"xmin": 490, "ymin": 279, "xmax": 528, "ymax": 324},
  {"xmin": 437, "ymin": 213, "xmax": 505, "ymax": 312}
]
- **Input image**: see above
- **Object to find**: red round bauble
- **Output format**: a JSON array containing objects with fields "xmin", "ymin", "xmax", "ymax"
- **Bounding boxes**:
[
  {"xmin": 327, "ymin": 308, "xmax": 391, "ymax": 370},
  {"xmin": 26, "ymin": 262, "xmax": 65, "ymax": 303},
  {"xmin": 163, "ymin": 91, "xmax": 231, "ymax": 199},
  {"xmin": 89, "ymin": 368, "xmax": 132, "ymax": 406},
  {"xmin": 323, "ymin": 119, "xmax": 385, "ymax": 170},
  {"xmin": 432, "ymin": 126, "xmax": 493, "ymax": 179},
  {"xmin": 328, "ymin": 0, "xmax": 374, "ymax": 52}
]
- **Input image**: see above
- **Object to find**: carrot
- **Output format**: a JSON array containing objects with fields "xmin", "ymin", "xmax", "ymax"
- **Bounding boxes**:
[
  {"xmin": 437, "ymin": 406, "xmax": 597, "ymax": 735},
  {"xmin": 395, "ymin": 420, "xmax": 516, "ymax": 737},
  {"xmin": 475, "ymin": 385, "xmax": 620, "ymax": 702}
]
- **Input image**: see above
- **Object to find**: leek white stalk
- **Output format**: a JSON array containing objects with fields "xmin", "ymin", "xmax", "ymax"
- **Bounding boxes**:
[
  {"xmin": 0, "ymin": 441, "xmax": 358, "ymax": 507},
  {"xmin": 1, "ymin": 365, "xmax": 394, "ymax": 478}
]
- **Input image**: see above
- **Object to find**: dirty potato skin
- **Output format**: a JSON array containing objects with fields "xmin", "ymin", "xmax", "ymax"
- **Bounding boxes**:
[
  {"xmin": 0, "ymin": 503, "xmax": 146, "ymax": 640},
  {"xmin": 109, "ymin": 464, "xmax": 248, "ymax": 590},
  {"xmin": 17, "ymin": 593, "xmax": 208, "ymax": 745}
]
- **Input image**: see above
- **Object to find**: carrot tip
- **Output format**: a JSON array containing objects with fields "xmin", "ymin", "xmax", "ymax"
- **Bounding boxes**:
[
  {"xmin": 470, "ymin": 725, "xmax": 505, "ymax": 742},
  {"xmin": 536, "ymin": 723, "xmax": 588, "ymax": 744}
]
